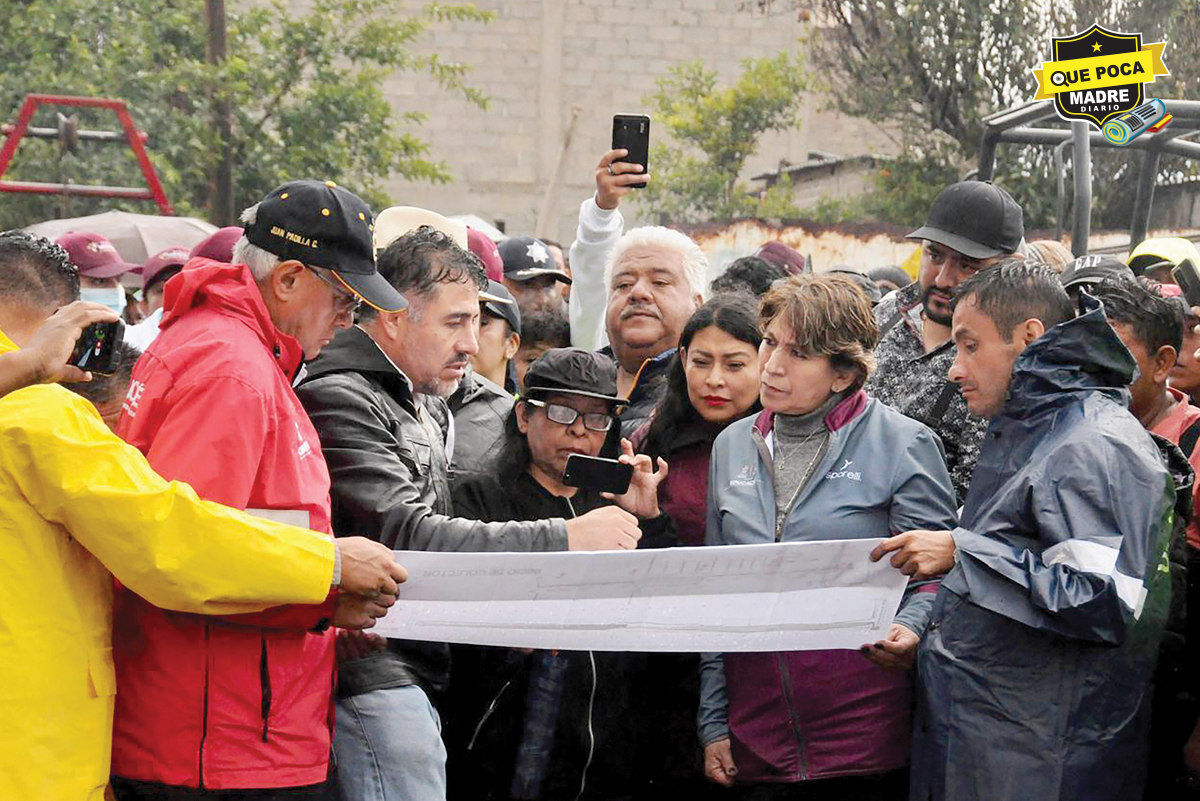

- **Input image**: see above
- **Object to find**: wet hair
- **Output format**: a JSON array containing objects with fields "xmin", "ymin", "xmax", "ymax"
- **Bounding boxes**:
[
  {"xmin": 364, "ymin": 225, "xmax": 487, "ymax": 320},
  {"xmin": 1089, "ymin": 277, "xmax": 1183, "ymax": 355},
  {"xmin": 759, "ymin": 273, "xmax": 878, "ymax": 390},
  {"xmin": 63, "ymin": 341, "xmax": 139, "ymax": 408},
  {"xmin": 0, "ymin": 230, "xmax": 80, "ymax": 308},
  {"xmin": 641, "ymin": 293, "xmax": 762, "ymax": 462},
  {"xmin": 519, "ymin": 308, "xmax": 571, "ymax": 349},
  {"xmin": 951, "ymin": 259, "xmax": 1074, "ymax": 341},
  {"xmin": 710, "ymin": 256, "xmax": 788, "ymax": 297}
]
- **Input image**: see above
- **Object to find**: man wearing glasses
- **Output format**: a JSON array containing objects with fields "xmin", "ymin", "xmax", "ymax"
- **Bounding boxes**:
[
  {"xmin": 865, "ymin": 180, "xmax": 1025, "ymax": 504},
  {"xmin": 111, "ymin": 180, "xmax": 408, "ymax": 800}
]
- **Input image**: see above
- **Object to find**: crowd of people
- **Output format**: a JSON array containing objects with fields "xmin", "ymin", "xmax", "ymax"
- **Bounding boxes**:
[{"xmin": 4, "ymin": 145, "xmax": 1200, "ymax": 801}]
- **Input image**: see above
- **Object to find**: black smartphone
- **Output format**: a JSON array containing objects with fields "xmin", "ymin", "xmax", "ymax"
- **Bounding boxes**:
[
  {"xmin": 1173, "ymin": 259, "xmax": 1200, "ymax": 307},
  {"xmin": 612, "ymin": 113, "xmax": 650, "ymax": 188},
  {"xmin": 562, "ymin": 453, "xmax": 633, "ymax": 495},
  {"xmin": 69, "ymin": 320, "xmax": 124, "ymax": 375}
]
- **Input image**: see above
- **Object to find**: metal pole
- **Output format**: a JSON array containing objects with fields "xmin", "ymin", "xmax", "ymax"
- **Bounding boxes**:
[
  {"xmin": 206, "ymin": 0, "xmax": 234, "ymax": 225},
  {"xmin": 977, "ymin": 131, "xmax": 998, "ymax": 181},
  {"xmin": 1070, "ymin": 121, "xmax": 1091, "ymax": 257},
  {"xmin": 1053, "ymin": 139, "xmax": 1069, "ymax": 242},
  {"xmin": 1129, "ymin": 149, "xmax": 1161, "ymax": 249}
]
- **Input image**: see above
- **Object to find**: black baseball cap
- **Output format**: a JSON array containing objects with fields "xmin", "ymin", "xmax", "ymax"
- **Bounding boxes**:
[
  {"xmin": 907, "ymin": 180, "xmax": 1024, "ymax": 260},
  {"xmin": 1059, "ymin": 254, "xmax": 1134, "ymax": 290},
  {"xmin": 500, "ymin": 235, "xmax": 572, "ymax": 284},
  {"xmin": 482, "ymin": 280, "xmax": 521, "ymax": 333},
  {"xmin": 523, "ymin": 348, "xmax": 628, "ymax": 405},
  {"xmin": 244, "ymin": 179, "xmax": 407, "ymax": 312}
]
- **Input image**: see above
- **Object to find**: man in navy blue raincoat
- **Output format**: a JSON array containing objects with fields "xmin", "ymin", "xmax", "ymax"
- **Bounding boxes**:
[{"xmin": 872, "ymin": 261, "xmax": 1175, "ymax": 801}]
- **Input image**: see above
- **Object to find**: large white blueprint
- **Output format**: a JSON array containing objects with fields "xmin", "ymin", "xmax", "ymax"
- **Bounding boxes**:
[{"xmin": 371, "ymin": 540, "xmax": 909, "ymax": 652}]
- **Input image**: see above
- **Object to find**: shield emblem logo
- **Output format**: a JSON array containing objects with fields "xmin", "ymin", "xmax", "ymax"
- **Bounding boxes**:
[{"xmin": 1052, "ymin": 25, "xmax": 1143, "ymax": 126}]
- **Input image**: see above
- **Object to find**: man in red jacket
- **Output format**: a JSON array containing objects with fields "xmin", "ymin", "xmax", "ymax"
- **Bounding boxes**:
[{"xmin": 111, "ymin": 180, "xmax": 409, "ymax": 800}]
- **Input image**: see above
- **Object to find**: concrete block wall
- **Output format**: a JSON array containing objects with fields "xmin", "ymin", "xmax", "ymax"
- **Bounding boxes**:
[{"xmin": 375, "ymin": 0, "xmax": 897, "ymax": 244}]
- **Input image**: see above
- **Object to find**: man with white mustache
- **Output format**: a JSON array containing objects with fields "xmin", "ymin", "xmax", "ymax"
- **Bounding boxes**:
[{"xmin": 602, "ymin": 226, "xmax": 706, "ymax": 436}]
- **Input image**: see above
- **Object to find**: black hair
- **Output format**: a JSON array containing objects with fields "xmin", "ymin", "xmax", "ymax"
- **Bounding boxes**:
[
  {"xmin": 1089, "ymin": 277, "xmax": 1183, "ymax": 354},
  {"xmin": 144, "ymin": 265, "xmax": 185, "ymax": 298},
  {"xmin": 494, "ymin": 393, "xmax": 621, "ymax": 481},
  {"xmin": 709, "ymin": 256, "xmax": 788, "ymax": 297},
  {"xmin": 63, "ymin": 341, "xmax": 140, "ymax": 408},
  {"xmin": 0, "ymin": 230, "xmax": 80, "ymax": 309},
  {"xmin": 365, "ymin": 225, "xmax": 487, "ymax": 319},
  {"xmin": 641, "ymin": 293, "xmax": 762, "ymax": 462},
  {"xmin": 868, "ymin": 265, "xmax": 912, "ymax": 290},
  {"xmin": 951, "ymin": 259, "xmax": 1074, "ymax": 341},
  {"xmin": 519, "ymin": 308, "xmax": 571, "ymax": 348}
]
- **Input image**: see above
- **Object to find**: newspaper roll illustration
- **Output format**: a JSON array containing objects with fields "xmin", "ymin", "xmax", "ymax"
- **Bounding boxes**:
[{"xmin": 1103, "ymin": 99, "xmax": 1169, "ymax": 145}]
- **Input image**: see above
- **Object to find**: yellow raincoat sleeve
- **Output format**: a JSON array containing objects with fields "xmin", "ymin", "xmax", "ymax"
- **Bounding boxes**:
[{"xmin": 0, "ymin": 383, "xmax": 335, "ymax": 614}]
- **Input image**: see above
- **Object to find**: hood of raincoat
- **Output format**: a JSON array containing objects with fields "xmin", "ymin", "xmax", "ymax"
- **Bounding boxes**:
[{"xmin": 1000, "ymin": 292, "xmax": 1134, "ymax": 417}]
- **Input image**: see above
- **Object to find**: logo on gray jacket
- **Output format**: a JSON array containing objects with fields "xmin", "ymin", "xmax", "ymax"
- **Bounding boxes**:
[
  {"xmin": 825, "ymin": 459, "xmax": 863, "ymax": 482},
  {"xmin": 730, "ymin": 463, "xmax": 757, "ymax": 487}
]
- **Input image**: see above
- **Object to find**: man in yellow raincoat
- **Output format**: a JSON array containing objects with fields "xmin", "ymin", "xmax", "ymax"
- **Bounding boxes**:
[{"xmin": 0, "ymin": 234, "xmax": 408, "ymax": 801}]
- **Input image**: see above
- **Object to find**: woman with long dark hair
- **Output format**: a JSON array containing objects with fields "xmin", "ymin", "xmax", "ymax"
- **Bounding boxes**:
[{"xmin": 635, "ymin": 292, "xmax": 763, "ymax": 546}]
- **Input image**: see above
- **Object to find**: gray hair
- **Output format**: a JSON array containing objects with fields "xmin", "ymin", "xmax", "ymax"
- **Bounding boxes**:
[
  {"xmin": 232, "ymin": 202, "xmax": 279, "ymax": 281},
  {"xmin": 603, "ymin": 226, "xmax": 708, "ymax": 299}
]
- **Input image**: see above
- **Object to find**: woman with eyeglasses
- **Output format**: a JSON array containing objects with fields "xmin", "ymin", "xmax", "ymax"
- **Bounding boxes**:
[{"xmin": 445, "ymin": 348, "xmax": 675, "ymax": 801}]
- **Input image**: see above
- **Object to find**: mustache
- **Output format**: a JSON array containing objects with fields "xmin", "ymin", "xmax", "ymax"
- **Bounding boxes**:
[
  {"xmin": 620, "ymin": 303, "xmax": 662, "ymax": 321},
  {"xmin": 444, "ymin": 354, "xmax": 470, "ymax": 368}
]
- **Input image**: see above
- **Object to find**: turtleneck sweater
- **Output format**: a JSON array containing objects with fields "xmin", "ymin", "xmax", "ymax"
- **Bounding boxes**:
[{"xmin": 772, "ymin": 391, "xmax": 844, "ymax": 532}]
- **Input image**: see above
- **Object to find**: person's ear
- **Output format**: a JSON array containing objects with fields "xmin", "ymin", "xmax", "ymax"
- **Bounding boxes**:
[
  {"xmin": 1016, "ymin": 318, "xmax": 1045, "ymax": 347},
  {"xmin": 1153, "ymin": 345, "xmax": 1178, "ymax": 383},
  {"xmin": 830, "ymin": 367, "xmax": 857, "ymax": 394},
  {"xmin": 504, "ymin": 332, "xmax": 521, "ymax": 362},
  {"xmin": 265, "ymin": 260, "xmax": 306, "ymax": 303},
  {"xmin": 515, "ymin": 400, "xmax": 530, "ymax": 435},
  {"xmin": 692, "ymin": 293, "xmax": 704, "ymax": 311}
]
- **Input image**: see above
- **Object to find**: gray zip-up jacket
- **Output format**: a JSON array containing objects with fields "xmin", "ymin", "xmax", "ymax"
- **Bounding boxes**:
[
  {"xmin": 296, "ymin": 325, "xmax": 568, "ymax": 699},
  {"xmin": 698, "ymin": 391, "xmax": 957, "ymax": 780}
]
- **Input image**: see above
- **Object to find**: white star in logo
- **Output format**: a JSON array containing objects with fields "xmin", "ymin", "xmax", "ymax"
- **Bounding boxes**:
[{"xmin": 526, "ymin": 242, "xmax": 550, "ymax": 265}]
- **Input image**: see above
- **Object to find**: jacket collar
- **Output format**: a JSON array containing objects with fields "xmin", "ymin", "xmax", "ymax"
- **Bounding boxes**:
[
  {"xmin": 302, "ymin": 324, "xmax": 415, "ymax": 403},
  {"xmin": 1001, "ymin": 292, "xmax": 1134, "ymax": 417},
  {"xmin": 159, "ymin": 257, "xmax": 306, "ymax": 377},
  {"xmin": 753, "ymin": 389, "xmax": 868, "ymax": 437}
]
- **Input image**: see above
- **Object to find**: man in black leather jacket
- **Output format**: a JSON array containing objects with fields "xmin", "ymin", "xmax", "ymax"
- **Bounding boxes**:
[{"xmin": 296, "ymin": 225, "xmax": 641, "ymax": 801}]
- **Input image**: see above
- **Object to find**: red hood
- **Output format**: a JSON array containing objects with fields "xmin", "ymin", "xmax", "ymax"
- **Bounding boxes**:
[{"xmin": 160, "ymin": 257, "xmax": 305, "ymax": 376}]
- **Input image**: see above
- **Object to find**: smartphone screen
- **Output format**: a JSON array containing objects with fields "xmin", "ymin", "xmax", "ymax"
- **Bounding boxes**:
[
  {"xmin": 562, "ymin": 453, "xmax": 634, "ymax": 495},
  {"xmin": 612, "ymin": 114, "xmax": 650, "ymax": 188},
  {"xmin": 69, "ymin": 320, "xmax": 124, "ymax": 375}
]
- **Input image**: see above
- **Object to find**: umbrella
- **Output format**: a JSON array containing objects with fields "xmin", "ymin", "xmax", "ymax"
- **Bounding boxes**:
[{"xmin": 25, "ymin": 210, "xmax": 218, "ymax": 264}]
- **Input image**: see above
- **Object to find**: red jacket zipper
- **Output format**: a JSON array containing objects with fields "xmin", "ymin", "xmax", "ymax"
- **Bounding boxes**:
[{"xmin": 776, "ymin": 654, "xmax": 809, "ymax": 781}]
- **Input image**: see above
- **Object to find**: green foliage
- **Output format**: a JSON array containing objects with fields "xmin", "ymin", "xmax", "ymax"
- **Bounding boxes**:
[
  {"xmin": 638, "ymin": 52, "xmax": 808, "ymax": 225},
  {"xmin": 0, "ymin": 0, "xmax": 490, "ymax": 229}
]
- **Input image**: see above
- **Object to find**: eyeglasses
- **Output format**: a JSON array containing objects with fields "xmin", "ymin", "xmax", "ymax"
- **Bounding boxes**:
[
  {"xmin": 525, "ymin": 398, "xmax": 614, "ymax": 432},
  {"xmin": 305, "ymin": 265, "xmax": 362, "ymax": 316}
]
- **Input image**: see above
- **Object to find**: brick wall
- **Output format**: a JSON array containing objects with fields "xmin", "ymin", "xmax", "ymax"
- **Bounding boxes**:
[{"xmin": 376, "ymin": 0, "xmax": 896, "ymax": 244}]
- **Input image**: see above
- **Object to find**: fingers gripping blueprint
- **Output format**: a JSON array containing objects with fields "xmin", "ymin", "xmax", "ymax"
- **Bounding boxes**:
[{"xmin": 371, "ymin": 540, "xmax": 909, "ymax": 652}]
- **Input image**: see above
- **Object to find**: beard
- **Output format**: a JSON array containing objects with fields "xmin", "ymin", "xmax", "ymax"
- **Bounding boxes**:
[{"xmin": 921, "ymin": 285, "xmax": 954, "ymax": 326}]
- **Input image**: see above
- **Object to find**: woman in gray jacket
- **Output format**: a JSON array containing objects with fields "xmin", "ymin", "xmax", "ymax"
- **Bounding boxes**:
[{"xmin": 699, "ymin": 274, "xmax": 957, "ymax": 800}]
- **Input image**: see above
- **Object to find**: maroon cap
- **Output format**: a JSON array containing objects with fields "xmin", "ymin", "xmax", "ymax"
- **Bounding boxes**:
[
  {"xmin": 141, "ymin": 246, "xmax": 192, "ymax": 288},
  {"xmin": 754, "ymin": 241, "xmax": 807, "ymax": 275},
  {"xmin": 189, "ymin": 225, "xmax": 243, "ymax": 264},
  {"xmin": 56, "ymin": 231, "xmax": 138, "ymax": 279},
  {"xmin": 467, "ymin": 227, "xmax": 504, "ymax": 283}
]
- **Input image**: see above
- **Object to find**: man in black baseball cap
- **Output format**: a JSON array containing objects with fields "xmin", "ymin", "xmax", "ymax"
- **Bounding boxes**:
[
  {"xmin": 1059, "ymin": 254, "xmax": 1135, "ymax": 298},
  {"xmin": 500, "ymin": 234, "xmax": 571, "ymax": 317},
  {"xmin": 244, "ymin": 179, "xmax": 407, "ymax": 315},
  {"xmin": 866, "ymin": 180, "xmax": 1025, "ymax": 504}
]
